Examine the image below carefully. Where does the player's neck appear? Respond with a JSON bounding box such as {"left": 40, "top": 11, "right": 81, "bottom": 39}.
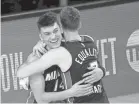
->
{"left": 46, "top": 46, "right": 51, "bottom": 51}
{"left": 46, "top": 45, "right": 55, "bottom": 51}
{"left": 64, "top": 31, "right": 81, "bottom": 42}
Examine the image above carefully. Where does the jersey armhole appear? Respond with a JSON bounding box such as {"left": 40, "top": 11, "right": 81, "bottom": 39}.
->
{"left": 80, "top": 35, "right": 94, "bottom": 42}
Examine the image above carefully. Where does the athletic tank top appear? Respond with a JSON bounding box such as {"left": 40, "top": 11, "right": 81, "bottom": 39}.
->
{"left": 61, "top": 35, "right": 109, "bottom": 103}
{"left": 34, "top": 66, "right": 65, "bottom": 103}
{"left": 43, "top": 65, "right": 65, "bottom": 92}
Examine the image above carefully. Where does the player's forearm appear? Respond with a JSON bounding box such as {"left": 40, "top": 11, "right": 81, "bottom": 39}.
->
{"left": 17, "top": 54, "right": 36, "bottom": 78}
{"left": 41, "top": 89, "right": 73, "bottom": 102}
{"left": 17, "top": 54, "right": 42, "bottom": 78}
{"left": 17, "top": 62, "right": 30, "bottom": 78}
{"left": 17, "top": 47, "right": 71, "bottom": 78}
{"left": 17, "top": 61, "right": 44, "bottom": 78}
{"left": 17, "top": 50, "right": 60, "bottom": 78}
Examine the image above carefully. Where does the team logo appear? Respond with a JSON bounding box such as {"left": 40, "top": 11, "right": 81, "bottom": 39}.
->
{"left": 126, "top": 30, "right": 139, "bottom": 72}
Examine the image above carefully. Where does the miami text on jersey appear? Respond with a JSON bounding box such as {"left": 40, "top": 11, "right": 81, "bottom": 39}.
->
{"left": 45, "top": 71, "right": 60, "bottom": 81}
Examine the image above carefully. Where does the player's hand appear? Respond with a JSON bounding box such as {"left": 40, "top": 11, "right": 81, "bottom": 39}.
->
{"left": 82, "top": 67, "right": 103, "bottom": 84}
{"left": 19, "top": 77, "right": 29, "bottom": 90}
{"left": 69, "top": 80, "right": 93, "bottom": 97}
{"left": 33, "top": 40, "right": 47, "bottom": 57}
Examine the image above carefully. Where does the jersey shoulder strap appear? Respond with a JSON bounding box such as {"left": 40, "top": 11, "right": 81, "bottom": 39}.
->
{"left": 80, "top": 35, "right": 94, "bottom": 42}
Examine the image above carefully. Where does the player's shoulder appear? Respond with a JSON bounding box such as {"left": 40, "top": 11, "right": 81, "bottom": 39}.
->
{"left": 80, "top": 35, "right": 94, "bottom": 42}
{"left": 54, "top": 47, "right": 71, "bottom": 59}
{"left": 44, "top": 46, "right": 70, "bottom": 58}
{"left": 52, "top": 46, "right": 70, "bottom": 55}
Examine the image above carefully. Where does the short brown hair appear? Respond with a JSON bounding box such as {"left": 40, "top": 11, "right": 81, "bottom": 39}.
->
{"left": 37, "top": 11, "right": 58, "bottom": 30}
{"left": 60, "top": 6, "right": 81, "bottom": 31}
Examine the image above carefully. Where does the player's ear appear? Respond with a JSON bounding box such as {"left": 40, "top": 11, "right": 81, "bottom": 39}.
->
{"left": 59, "top": 23, "right": 63, "bottom": 33}
{"left": 39, "top": 34, "right": 43, "bottom": 41}
{"left": 57, "top": 15, "right": 63, "bottom": 33}
{"left": 61, "top": 26, "right": 63, "bottom": 33}
{"left": 78, "top": 21, "right": 82, "bottom": 30}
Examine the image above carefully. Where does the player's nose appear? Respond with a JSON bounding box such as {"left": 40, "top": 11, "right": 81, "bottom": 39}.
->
{"left": 51, "top": 33, "right": 56, "bottom": 39}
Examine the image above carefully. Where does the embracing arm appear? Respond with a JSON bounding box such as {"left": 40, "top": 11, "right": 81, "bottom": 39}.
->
{"left": 30, "top": 73, "right": 93, "bottom": 103}
{"left": 17, "top": 53, "right": 72, "bottom": 102}
{"left": 17, "top": 53, "right": 39, "bottom": 78}
{"left": 17, "top": 47, "right": 72, "bottom": 78}
{"left": 29, "top": 74, "right": 73, "bottom": 103}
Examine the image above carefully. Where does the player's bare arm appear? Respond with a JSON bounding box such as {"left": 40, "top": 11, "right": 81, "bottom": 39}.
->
{"left": 18, "top": 52, "right": 93, "bottom": 103}
{"left": 80, "top": 35, "right": 105, "bottom": 83}
{"left": 17, "top": 46, "right": 72, "bottom": 78}
{"left": 30, "top": 73, "right": 93, "bottom": 103}
{"left": 33, "top": 38, "right": 104, "bottom": 84}
{"left": 17, "top": 53, "right": 40, "bottom": 80}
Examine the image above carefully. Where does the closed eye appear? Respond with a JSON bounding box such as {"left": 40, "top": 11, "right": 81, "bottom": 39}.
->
{"left": 43, "top": 32, "right": 51, "bottom": 36}
{"left": 53, "top": 28, "right": 58, "bottom": 34}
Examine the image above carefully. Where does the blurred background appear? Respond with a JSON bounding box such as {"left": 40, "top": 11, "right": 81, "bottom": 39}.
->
{"left": 1, "top": 0, "right": 104, "bottom": 15}
{"left": 2, "top": 0, "right": 138, "bottom": 15}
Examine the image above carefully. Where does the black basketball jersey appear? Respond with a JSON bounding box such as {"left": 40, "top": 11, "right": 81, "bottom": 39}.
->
{"left": 43, "top": 65, "right": 65, "bottom": 92}
{"left": 34, "top": 66, "right": 65, "bottom": 103}
{"left": 61, "top": 35, "right": 109, "bottom": 103}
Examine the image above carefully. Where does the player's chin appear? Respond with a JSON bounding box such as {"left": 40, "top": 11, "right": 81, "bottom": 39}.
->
{"left": 49, "top": 39, "right": 61, "bottom": 48}
{"left": 51, "top": 43, "right": 61, "bottom": 49}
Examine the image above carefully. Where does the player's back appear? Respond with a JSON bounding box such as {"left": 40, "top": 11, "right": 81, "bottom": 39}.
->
{"left": 62, "top": 35, "right": 108, "bottom": 103}
{"left": 63, "top": 40, "right": 97, "bottom": 83}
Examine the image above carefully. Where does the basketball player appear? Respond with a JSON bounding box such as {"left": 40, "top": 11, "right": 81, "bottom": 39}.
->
{"left": 17, "top": 11, "right": 95, "bottom": 103}
{"left": 33, "top": 6, "right": 109, "bottom": 103}
{"left": 59, "top": 6, "right": 109, "bottom": 103}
